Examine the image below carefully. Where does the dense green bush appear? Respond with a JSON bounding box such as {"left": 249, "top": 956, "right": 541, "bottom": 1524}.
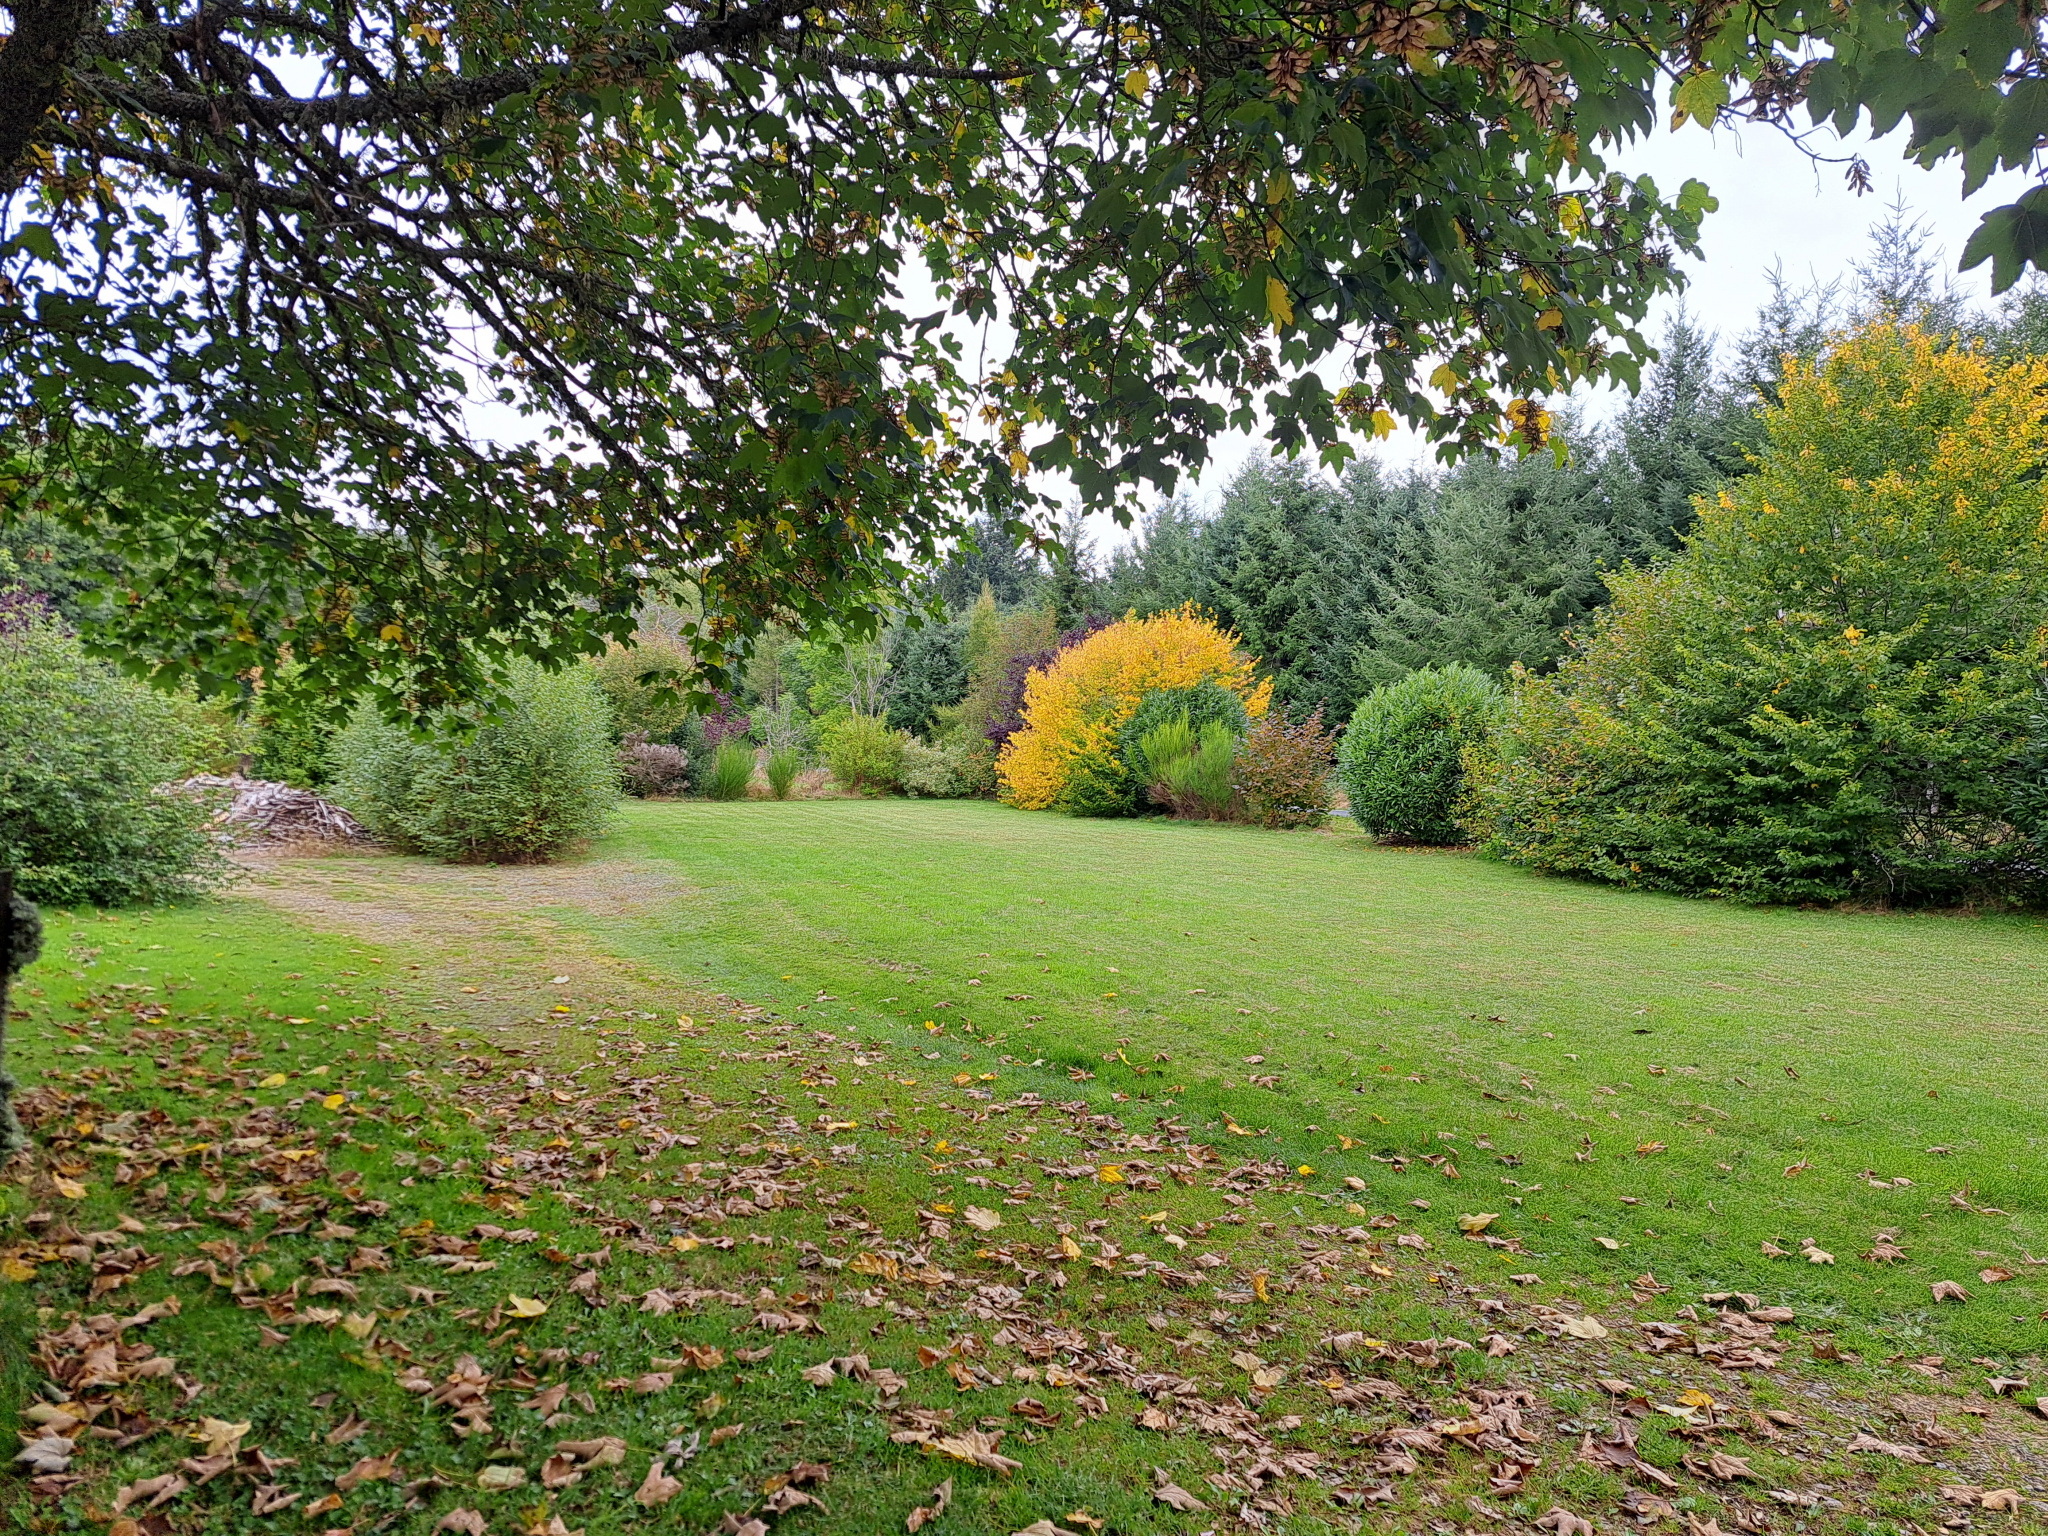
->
{"left": 0, "top": 621, "right": 226, "bottom": 904}
{"left": 821, "top": 714, "right": 906, "bottom": 793}
{"left": 250, "top": 661, "right": 339, "bottom": 787}
{"left": 1465, "top": 325, "right": 2048, "bottom": 904}
{"left": 589, "top": 638, "right": 693, "bottom": 743}
{"left": 901, "top": 736, "right": 992, "bottom": 798}
{"left": 329, "top": 659, "right": 618, "bottom": 862}
{"left": 1338, "top": 664, "right": 1502, "bottom": 843}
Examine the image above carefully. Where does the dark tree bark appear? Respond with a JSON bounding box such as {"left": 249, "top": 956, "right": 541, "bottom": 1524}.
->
{"left": 0, "top": 0, "right": 96, "bottom": 191}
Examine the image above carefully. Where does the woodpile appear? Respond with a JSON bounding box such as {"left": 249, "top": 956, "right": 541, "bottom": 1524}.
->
{"left": 174, "top": 774, "right": 370, "bottom": 848}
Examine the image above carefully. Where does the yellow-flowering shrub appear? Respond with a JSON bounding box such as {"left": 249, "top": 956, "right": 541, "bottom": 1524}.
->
{"left": 998, "top": 606, "right": 1271, "bottom": 811}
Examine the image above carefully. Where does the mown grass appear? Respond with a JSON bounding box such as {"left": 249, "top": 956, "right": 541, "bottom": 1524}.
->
{"left": 2, "top": 801, "right": 2044, "bottom": 1536}
{"left": 558, "top": 800, "right": 2048, "bottom": 1358}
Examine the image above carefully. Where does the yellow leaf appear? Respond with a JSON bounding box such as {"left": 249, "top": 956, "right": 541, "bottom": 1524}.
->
{"left": 1670, "top": 69, "right": 1730, "bottom": 131}
{"left": 507, "top": 1295, "right": 548, "bottom": 1318}
{"left": 1, "top": 1256, "right": 37, "bottom": 1282}
{"left": 257, "top": 1072, "right": 288, "bottom": 1088}
{"left": 670, "top": 1236, "right": 700, "bottom": 1253}
{"left": 379, "top": 622, "right": 404, "bottom": 642}
{"left": 1059, "top": 1234, "right": 1084, "bottom": 1260}
{"left": 1251, "top": 1272, "right": 1271, "bottom": 1303}
{"left": 1558, "top": 195, "right": 1585, "bottom": 235}
{"left": 322, "top": 1093, "right": 346, "bottom": 1110}
{"left": 1141, "top": 1210, "right": 1171, "bottom": 1224}
{"left": 1429, "top": 362, "right": 1460, "bottom": 391}
{"left": 1368, "top": 409, "right": 1397, "bottom": 440}
{"left": 1537, "top": 308, "right": 1563, "bottom": 330}
{"left": 1097, "top": 1164, "right": 1125, "bottom": 1184}
{"left": 1677, "top": 1388, "right": 1716, "bottom": 1409}
{"left": 1265, "top": 275, "right": 1294, "bottom": 331}
{"left": 1124, "top": 66, "right": 1149, "bottom": 99}
{"left": 1008, "top": 450, "right": 1030, "bottom": 477}
{"left": 1458, "top": 1212, "right": 1500, "bottom": 1234}
{"left": 53, "top": 1177, "right": 86, "bottom": 1200}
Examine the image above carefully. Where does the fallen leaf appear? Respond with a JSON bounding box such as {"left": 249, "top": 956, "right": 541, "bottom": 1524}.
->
{"left": 507, "top": 1295, "right": 548, "bottom": 1318}
{"left": 1979, "top": 1267, "right": 2014, "bottom": 1284}
{"left": 1537, "top": 1508, "right": 1595, "bottom": 1536}
{"left": 1931, "top": 1280, "right": 1970, "bottom": 1303}
{"left": 111, "top": 1473, "right": 188, "bottom": 1514}
{"left": 336, "top": 1452, "right": 399, "bottom": 1491}
{"left": 1151, "top": 1467, "right": 1208, "bottom": 1512}
{"left": 1458, "top": 1213, "right": 1499, "bottom": 1234}
{"left": 477, "top": 1463, "right": 527, "bottom": 1491}
{"left": 434, "top": 1512, "right": 487, "bottom": 1535}
{"left": 1847, "top": 1432, "right": 1928, "bottom": 1462}
{"left": 1561, "top": 1315, "right": 1609, "bottom": 1340}
{"left": 635, "top": 1458, "right": 682, "bottom": 1507}
{"left": 907, "top": 1477, "right": 953, "bottom": 1532}
{"left": 1981, "top": 1490, "right": 2023, "bottom": 1512}
{"left": 962, "top": 1206, "right": 1001, "bottom": 1232}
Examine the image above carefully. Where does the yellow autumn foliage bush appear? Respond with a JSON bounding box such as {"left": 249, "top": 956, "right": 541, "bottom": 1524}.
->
{"left": 997, "top": 606, "right": 1271, "bottom": 811}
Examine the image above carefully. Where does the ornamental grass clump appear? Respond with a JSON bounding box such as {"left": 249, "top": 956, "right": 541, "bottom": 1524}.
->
{"left": 997, "top": 606, "right": 1269, "bottom": 813}
{"left": 766, "top": 748, "right": 802, "bottom": 800}
{"left": 1142, "top": 717, "right": 1239, "bottom": 819}
{"left": 706, "top": 740, "right": 756, "bottom": 801}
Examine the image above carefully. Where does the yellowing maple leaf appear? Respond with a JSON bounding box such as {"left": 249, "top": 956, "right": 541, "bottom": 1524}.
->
{"left": 507, "top": 1296, "right": 548, "bottom": 1318}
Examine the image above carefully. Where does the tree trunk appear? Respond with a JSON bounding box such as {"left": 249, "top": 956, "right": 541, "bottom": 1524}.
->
{"left": 0, "top": 0, "right": 94, "bottom": 192}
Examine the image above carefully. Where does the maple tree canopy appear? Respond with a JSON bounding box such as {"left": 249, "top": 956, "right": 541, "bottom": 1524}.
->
{"left": 1, "top": 0, "right": 2042, "bottom": 705}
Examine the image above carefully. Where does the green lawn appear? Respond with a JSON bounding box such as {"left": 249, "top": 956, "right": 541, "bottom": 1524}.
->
{"left": 5, "top": 799, "right": 2045, "bottom": 1536}
{"left": 554, "top": 800, "right": 2048, "bottom": 1357}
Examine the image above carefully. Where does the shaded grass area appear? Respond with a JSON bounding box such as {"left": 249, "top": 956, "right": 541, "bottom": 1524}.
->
{"left": 0, "top": 808, "right": 2043, "bottom": 1536}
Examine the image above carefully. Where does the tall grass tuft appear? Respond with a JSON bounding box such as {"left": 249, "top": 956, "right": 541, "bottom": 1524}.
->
{"left": 766, "top": 748, "right": 801, "bottom": 800}
{"left": 707, "top": 740, "right": 756, "bottom": 801}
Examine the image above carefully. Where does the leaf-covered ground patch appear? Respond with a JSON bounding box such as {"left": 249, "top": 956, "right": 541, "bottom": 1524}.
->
{"left": 4, "top": 860, "right": 2045, "bottom": 1536}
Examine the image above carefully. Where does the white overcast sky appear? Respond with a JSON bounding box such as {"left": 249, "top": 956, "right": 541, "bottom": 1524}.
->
{"left": 1092, "top": 111, "right": 2041, "bottom": 555}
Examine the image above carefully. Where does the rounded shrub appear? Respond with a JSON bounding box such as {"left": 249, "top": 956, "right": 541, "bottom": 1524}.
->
{"left": 329, "top": 658, "right": 618, "bottom": 862}
{"left": 821, "top": 714, "right": 906, "bottom": 794}
{"left": 998, "top": 605, "right": 1269, "bottom": 813}
{"left": 0, "top": 619, "right": 227, "bottom": 905}
{"left": 1338, "top": 663, "right": 1502, "bottom": 843}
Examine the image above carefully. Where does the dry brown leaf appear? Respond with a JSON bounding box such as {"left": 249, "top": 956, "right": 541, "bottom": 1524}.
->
{"left": 906, "top": 1475, "right": 953, "bottom": 1532}
{"left": 1847, "top": 1432, "right": 1928, "bottom": 1462}
{"left": 335, "top": 1451, "right": 399, "bottom": 1491}
{"left": 1931, "top": 1280, "right": 1970, "bottom": 1303}
{"left": 111, "top": 1473, "right": 188, "bottom": 1514}
{"left": 433, "top": 1511, "right": 487, "bottom": 1535}
{"left": 1560, "top": 1315, "right": 1609, "bottom": 1340}
{"left": 634, "top": 1457, "right": 682, "bottom": 1507}
{"left": 1151, "top": 1467, "right": 1208, "bottom": 1512}
{"left": 1536, "top": 1508, "right": 1595, "bottom": 1536}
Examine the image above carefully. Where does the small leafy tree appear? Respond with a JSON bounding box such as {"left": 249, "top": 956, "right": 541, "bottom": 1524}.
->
{"left": 0, "top": 619, "right": 226, "bottom": 904}
{"left": 1466, "top": 324, "right": 2048, "bottom": 903}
